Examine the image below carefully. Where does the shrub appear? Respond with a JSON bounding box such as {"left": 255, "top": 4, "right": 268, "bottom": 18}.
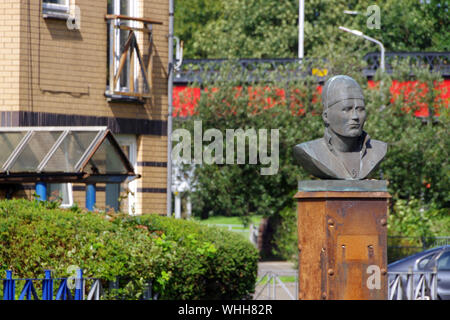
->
{"left": 128, "top": 214, "right": 259, "bottom": 300}
{"left": 0, "top": 199, "right": 258, "bottom": 300}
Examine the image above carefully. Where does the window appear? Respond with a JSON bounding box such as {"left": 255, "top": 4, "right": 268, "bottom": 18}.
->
{"left": 107, "top": 0, "right": 137, "bottom": 93}
{"left": 105, "top": 134, "right": 137, "bottom": 214}
{"left": 416, "top": 253, "right": 437, "bottom": 270}
{"left": 43, "top": 0, "right": 70, "bottom": 18}
{"left": 47, "top": 183, "right": 73, "bottom": 208}
{"left": 106, "top": 0, "right": 157, "bottom": 101}
{"left": 437, "top": 251, "right": 450, "bottom": 271}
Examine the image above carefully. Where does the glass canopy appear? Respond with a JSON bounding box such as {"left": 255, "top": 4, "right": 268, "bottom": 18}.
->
{"left": 0, "top": 127, "right": 137, "bottom": 183}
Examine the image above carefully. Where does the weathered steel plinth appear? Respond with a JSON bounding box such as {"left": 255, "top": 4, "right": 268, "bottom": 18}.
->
{"left": 295, "top": 180, "right": 390, "bottom": 300}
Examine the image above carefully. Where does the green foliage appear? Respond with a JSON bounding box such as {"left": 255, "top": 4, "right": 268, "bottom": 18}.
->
{"left": 365, "top": 62, "right": 449, "bottom": 208}
{"left": 0, "top": 199, "right": 258, "bottom": 300}
{"left": 129, "top": 214, "right": 259, "bottom": 300}
{"left": 175, "top": 0, "right": 449, "bottom": 59}
{"left": 191, "top": 0, "right": 298, "bottom": 58}
{"left": 387, "top": 197, "right": 449, "bottom": 262}
{"left": 271, "top": 207, "right": 298, "bottom": 261}
{"left": 388, "top": 198, "right": 449, "bottom": 238}
{"left": 174, "top": 0, "right": 224, "bottom": 59}
{"left": 178, "top": 61, "right": 328, "bottom": 224}
{"left": 364, "top": 0, "right": 449, "bottom": 52}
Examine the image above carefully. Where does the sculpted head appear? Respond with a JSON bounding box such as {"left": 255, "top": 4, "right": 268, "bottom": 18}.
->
{"left": 322, "top": 75, "right": 366, "bottom": 138}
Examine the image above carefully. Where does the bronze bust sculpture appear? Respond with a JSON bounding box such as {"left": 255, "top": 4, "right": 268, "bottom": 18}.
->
{"left": 293, "top": 75, "right": 387, "bottom": 180}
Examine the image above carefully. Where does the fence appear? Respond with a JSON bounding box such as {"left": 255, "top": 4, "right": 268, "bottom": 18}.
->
{"left": 388, "top": 270, "right": 438, "bottom": 300}
{"left": 388, "top": 236, "right": 450, "bottom": 263}
{"left": 254, "top": 270, "right": 440, "bottom": 300}
{"left": 253, "top": 271, "right": 298, "bottom": 300}
{"left": 1, "top": 269, "right": 102, "bottom": 300}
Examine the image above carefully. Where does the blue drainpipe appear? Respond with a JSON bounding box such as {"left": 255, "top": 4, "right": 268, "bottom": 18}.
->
{"left": 85, "top": 183, "right": 96, "bottom": 211}
{"left": 35, "top": 182, "right": 47, "bottom": 201}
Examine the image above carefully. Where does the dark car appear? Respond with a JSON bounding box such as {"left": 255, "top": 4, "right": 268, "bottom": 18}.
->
{"left": 388, "top": 245, "right": 450, "bottom": 300}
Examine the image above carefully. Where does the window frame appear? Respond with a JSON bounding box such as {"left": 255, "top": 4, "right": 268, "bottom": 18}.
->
{"left": 42, "top": 0, "right": 70, "bottom": 17}
{"left": 107, "top": 0, "right": 139, "bottom": 95}
{"left": 415, "top": 252, "right": 438, "bottom": 271}
{"left": 47, "top": 182, "right": 74, "bottom": 209}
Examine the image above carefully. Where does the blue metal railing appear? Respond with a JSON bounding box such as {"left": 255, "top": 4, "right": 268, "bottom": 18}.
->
{"left": 2, "top": 269, "right": 100, "bottom": 300}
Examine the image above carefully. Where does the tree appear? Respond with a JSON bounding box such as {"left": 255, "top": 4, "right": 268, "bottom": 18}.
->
{"left": 174, "top": 0, "right": 224, "bottom": 58}
{"left": 175, "top": 0, "right": 449, "bottom": 59}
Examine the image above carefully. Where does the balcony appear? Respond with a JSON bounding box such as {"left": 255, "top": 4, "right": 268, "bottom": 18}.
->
{"left": 105, "top": 14, "right": 162, "bottom": 102}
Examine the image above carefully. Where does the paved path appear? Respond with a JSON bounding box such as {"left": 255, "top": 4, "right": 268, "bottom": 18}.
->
{"left": 257, "top": 261, "right": 296, "bottom": 277}
{"left": 253, "top": 261, "right": 298, "bottom": 300}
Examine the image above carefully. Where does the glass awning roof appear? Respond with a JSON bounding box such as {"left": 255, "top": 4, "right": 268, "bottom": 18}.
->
{"left": 0, "top": 127, "right": 138, "bottom": 184}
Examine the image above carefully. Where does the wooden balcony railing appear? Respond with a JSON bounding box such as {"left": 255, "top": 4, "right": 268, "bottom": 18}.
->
{"left": 105, "top": 14, "right": 163, "bottom": 100}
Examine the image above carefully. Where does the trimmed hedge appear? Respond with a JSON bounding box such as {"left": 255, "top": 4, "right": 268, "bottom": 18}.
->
{"left": 129, "top": 214, "right": 259, "bottom": 299}
{"left": 0, "top": 199, "right": 258, "bottom": 300}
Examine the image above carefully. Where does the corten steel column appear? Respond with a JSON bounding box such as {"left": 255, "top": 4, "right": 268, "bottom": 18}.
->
{"left": 295, "top": 180, "right": 390, "bottom": 300}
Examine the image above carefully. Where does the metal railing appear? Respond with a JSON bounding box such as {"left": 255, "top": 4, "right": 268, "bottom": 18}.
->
{"left": 364, "top": 52, "right": 450, "bottom": 77}
{"left": 253, "top": 269, "right": 440, "bottom": 300}
{"left": 1, "top": 269, "right": 159, "bottom": 301}
{"left": 388, "top": 269, "right": 438, "bottom": 300}
{"left": 173, "top": 52, "right": 450, "bottom": 84}
{"left": 253, "top": 271, "right": 298, "bottom": 300}
{"left": 1, "top": 269, "right": 101, "bottom": 300}
{"left": 388, "top": 236, "right": 450, "bottom": 263}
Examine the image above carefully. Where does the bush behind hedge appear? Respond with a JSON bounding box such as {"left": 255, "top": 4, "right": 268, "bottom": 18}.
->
{"left": 0, "top": 199, "right": 258, "bottom": 300}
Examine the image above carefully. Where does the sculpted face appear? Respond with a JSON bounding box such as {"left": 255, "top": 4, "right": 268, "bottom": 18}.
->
{"left": 322, "top": 75, "right": 366, "bottom": 138}
{"left": 325, "top": 98, "right": 366, "bottom": 138}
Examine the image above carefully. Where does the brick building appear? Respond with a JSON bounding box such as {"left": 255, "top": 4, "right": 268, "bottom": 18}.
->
{"left": 0, "top": 0, "right": 169, "bottom": 215}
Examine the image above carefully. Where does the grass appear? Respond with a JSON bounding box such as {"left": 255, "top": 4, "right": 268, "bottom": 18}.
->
{"left": 257, "top": 275, "right": 297, "bottom": 285}
{"left": 191, "top": 215, "right": 264, "bottom": 241}
{"left": 193, "top": 215, "right": 263, "bottom": 226}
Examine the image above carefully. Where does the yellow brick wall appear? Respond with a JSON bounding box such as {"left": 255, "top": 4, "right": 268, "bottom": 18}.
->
{"left": 135, "top": 134, "right": 167, "bottom": 215}
{"left": 0, "top": 1, "right": 21, "bottom": 111}
{"left": 135, "top": 192, "right": 166, "bottom": 215}
{"left": 137, "top": 133, "right": 167, "bottom": 162}
{"left": 18, "top": 0, "right": 168, "bottom": 121}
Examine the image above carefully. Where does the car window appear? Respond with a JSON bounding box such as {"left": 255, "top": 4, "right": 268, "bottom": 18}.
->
{"left": 416, "top": 253, "right": 437, "bottom": 270}
{"left": 437, "top": 251, "right": 450, "bottom": 271}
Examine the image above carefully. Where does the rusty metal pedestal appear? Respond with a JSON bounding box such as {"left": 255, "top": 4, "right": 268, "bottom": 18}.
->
{"left": 295, "top": 180, "right": 390, "bottom": 300}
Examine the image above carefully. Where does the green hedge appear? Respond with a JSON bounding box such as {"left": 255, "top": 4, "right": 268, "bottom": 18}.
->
{"left": 0, "top": 199, "right": 258, "bottom": 300}
{"left": 126, "top": 214, "right": 259, "bottom": 299}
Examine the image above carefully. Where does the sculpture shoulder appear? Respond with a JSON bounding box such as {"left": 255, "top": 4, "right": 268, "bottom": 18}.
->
{"left": 359, "top": 138, "right": 388, "bottom": 179}
{"left": 367, "top": 139, "right": 388, "bottom": 159}
{"left": 293, "top": 138, "right": 338, "bottom": 179}
{"left": 293, "top": 138, "right": 326, "bottom": 160}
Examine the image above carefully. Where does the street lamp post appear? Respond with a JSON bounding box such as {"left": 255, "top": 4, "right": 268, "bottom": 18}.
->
{"left": 339, "top": 26, "right": 386, "bottom": 109}
{"left": 298, "top": 0, "right": 304, "bottom": 60}
{"left": 338, "top": 26, "right": 385, "bottom": 72}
